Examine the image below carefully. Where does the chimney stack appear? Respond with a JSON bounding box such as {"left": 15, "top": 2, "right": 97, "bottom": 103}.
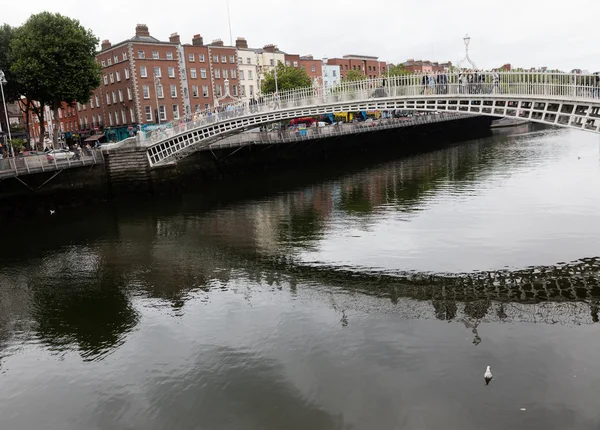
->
{"left": 101, "top": 40, "right": 112, "bottom": 51}
{"left": 169, "top": 33, "right": 180, "bottom": 44}
{"left": 135, "top": 24, "right": 150, "bottom": 37}
{"left": 235, "top": 37, "right": 248, "bottom": 49}
{"left": 210, "top": 39, "right": 224, "bottom": 47}
{"left": 192, "top": 34, "right": 204, "bottom": 46}
{"left": 263, "top": 44, "right": 277, "bottom": 53}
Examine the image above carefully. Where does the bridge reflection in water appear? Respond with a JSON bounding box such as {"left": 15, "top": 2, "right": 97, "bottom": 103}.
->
{"left": 0, "top": 125, "right": 598, "bottom": 363}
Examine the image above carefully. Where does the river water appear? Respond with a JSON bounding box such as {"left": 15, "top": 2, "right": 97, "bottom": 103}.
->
{"left": 1, "top": 125, "right": 600, "bottom": 430}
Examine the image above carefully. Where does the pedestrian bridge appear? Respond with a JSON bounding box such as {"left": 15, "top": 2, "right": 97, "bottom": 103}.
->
{"left": 135, "top": 71, "right": 600, "bottom": 168}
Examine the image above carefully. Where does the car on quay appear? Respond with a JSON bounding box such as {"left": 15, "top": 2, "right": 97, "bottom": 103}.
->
{"left": 46, "top": 149, "right": 75, "bottom": 162}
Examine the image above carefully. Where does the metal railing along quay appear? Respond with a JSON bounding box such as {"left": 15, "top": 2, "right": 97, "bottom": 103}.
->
{"left": 0, "top": 149, "right": 104, "bottom": 180}
{"left": 207, "top": 113, "right": 471, "bottom": 151}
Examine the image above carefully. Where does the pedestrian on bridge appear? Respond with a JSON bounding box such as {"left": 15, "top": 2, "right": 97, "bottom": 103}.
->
{"left": 489, "top": 71, "right": 502, "bottom": 94}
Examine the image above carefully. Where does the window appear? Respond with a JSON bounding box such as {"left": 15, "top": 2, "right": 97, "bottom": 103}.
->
{"left": 159, "top": 105, "right": 166, "bottom": 121}
{"left": 248, "top": 70, "right": 253, "bottom": 80}
{"left": 221, "top": 55, "right": 226, "bottom": 63}
{"left": 121, "top": 110, "right": 127, "bottom": 123}
{"left": 223, "top": 69, "right": 228, "bottom": 79}
{"left": 77, "top": 102, "right": 81, "bottom": 111}
{"left": 249, "top": 85, "right": 254, "bottom": 96}
{"left": 112, "top": 91, "right": 117, "bottom": 104}
{"left": 97, "top": 114, "right": 102, "bottom": 125}
{"left": 168, "top": 66, "right": 175, "bottom": 78}
{"left": 199, "top": 54, "right": 205, "bottom": 62}
{"left": 103, "top": 74, "right": 108, "bottom": 85}
{"left": 130, "top": 107, "right": 135, "bottom": 122}
{"left": 58, "top": 109, "right": 63, "bottom": 119}
{"left": 215, "top": 69, "right": 220, "bottom": 78}
{"left": 122, "top": 52, "right": 127, "bottom": 61}
{"left": 106, "top": 93, "right": 111, "bottom": 104}
{"left": 333, "top": 70, "right": 337, "bottom": 77}
{"left": 95, "top": 95, "right": 100, "bottom": 106}
{"left": 156, "top": 85, "right": 164, "bottom": 98}
{"left": 109, "top": 72, "right": 114, "bottom": 83}
{"left": 109, "top": 111, "right": 113, "bottom": 126}
{"left": 152, "top": 51, "right": 159, "bottom": 59}
{"left": 247, "top": 57, "right": 251, "bottom": 64}
{"left": 166, "top": 52, "right": 173, "bottom": 60}
{"left": 154, "top": 66, "right": 161, "bottom": 78}
{"left": 142, "top": 85, "right": 150, "bottom": 99}
{"left": 188, "top": 53, "right": 195, "bottom": 62}
{"left": 125, "top": 68, "right": 130, "bottom": 79}
{"left": 118, "top": 89, "right": 123, "bottom": 102}
{"left": 192, "top": 85, "right": 199, "bottom": 97}
{"left": 101, "top": 60, "right": 106, "bottom": 67}
{"left": 114, "top": 55, "right": 118, "bottom": 64}
{"left": 200, "top": 69, "right": 207, "bottom": 79}
{"left": 170, "top": 84, "right": 177, "bottom": 97}
{"left": 238, "top": 57, "right": 242, "bottom": 64}
{"left": 107, "top": 58, "right": 112, "bottom": 66}
{"left": 145, "top": 106, "right": 152, "bottom": 121}
{"left": 239, "top": 70, "right": 245, "bottom": 80}
{"left": 194, "top": 104, "right": 200, "bottom": 112}
{"left": 241, "top": 85, "right": 245, "bottom": 96}
{"left": 190, "top": 68, "right": 197, "bottom": 78}
{"left": 232, "top": 85, "right": 238, "bottom": 96}
{"left": 216, "top": 85, "right": 222, "bottom": 97}
{"left": 127, "top": 87, "right": 132, "bottom": 100}
{"left": 172, "top": 104, "right": 179, "bottom": 120}
{"left": 204, "top": 103, "right": 210, "bottom": 110}
{"left": 140, "top": 66, "right": 147, "bottom": 77}
{"left": 202, "top": 85, "right": 209, "bottom": 97}
{"left": 138, "top": 50, "right": 145, "bottom": 59}
{"left": 312, "top": 66, "right": 316, "bottom": 72}
{"left": 229, "top": 55, "right": 235, "bottom": 63}
{"left": 90, "top": 98, "right": 95, "bottom": 109}
{"left": 213, "top": 55, "right": 219, "bottom": 63}
{"left": 293, "top": 61, "right": 298, "bottom": 67}
{"left": 116, "top": 70, "right": 121, "bottom": 82}
{"left": 285, "top": 60, "right": 290, "bottom": 66}
{"left": 345, "top": 65, "right": 348, "bottom": 70}
{"left": 231, "top": 69, "right": 236, "bottom": 79}
{"left": 270, "top": 59, "right": 274, "bottom": 66}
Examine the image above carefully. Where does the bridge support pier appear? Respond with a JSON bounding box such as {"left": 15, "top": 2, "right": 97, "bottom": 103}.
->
{"left": 103, "top": 146, "right": 153, "bottom": 194}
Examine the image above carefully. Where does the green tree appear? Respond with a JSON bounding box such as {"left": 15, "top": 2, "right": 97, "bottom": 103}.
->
{"left": 261, "top": 61, "right": 312, "bottom": 94}
{"left": 343, "top": 69, "right": 365, "bottom": 81}
{"left": 10, "top": 12, "right": 101, "bottom": 147}
{"left": 387, "top": 64, "right": 411, "bottom": 77}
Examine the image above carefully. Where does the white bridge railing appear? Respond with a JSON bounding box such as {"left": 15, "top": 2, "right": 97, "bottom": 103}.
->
{"left": 140, "top": 71, "right": 600, "bottom": 145}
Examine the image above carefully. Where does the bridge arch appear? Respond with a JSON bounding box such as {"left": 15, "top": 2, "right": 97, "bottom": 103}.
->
{"left": 140, "top": 72, "right": 600, "bottom": 167}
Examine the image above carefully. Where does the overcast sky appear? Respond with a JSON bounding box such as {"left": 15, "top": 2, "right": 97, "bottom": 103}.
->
{"left": 3, "top": 0, "right": 600, "bottom": 72}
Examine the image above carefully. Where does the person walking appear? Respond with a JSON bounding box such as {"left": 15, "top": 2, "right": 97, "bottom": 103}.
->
{"left": 489, "top": 71, "right": 502, "bottom": 94}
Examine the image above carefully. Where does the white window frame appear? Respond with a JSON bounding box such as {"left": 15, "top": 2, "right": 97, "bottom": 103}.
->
{"left": 145, "top": 106, "right": 152, "bottom": 121}
{"left": 116, "top": 70, "right": 121, "bottom": 82}
{"left": 192, "top": 85, "right": 199, "bottom": 97}
{"left": 159, "top": 105, "right": 166, "bottom": 121}
{"left": 154, "top": 66, "right": 162, "bottom": 78}
{"left": 152, "top": 51, "right": 159, "bottom": 59}
{"left": 140, "top": 66, "right": 147, "bottom": 78}
{"left": 138, "top": 50, "right": 145, "bottom": 59}
{"left": 200, "top": 69, "right": 207, "bottom": 79}
{"left": 156, "top": 85, "right": 164, "bottom": 99}
{"left": 166, "top": 52, "right": 173, "bottom": 60}
{"left": 168, "top": 67, "right": 175, "bottom": 78}
{"left": 190, "top": 68, "right": 197, "bottom": 78}
{"left": 215, "top": 69, "right": 220, "bottom": 78}
{"left": 188, "top": 53, "right": 195, "bottom": 62}
{"left": 127, "top": 87, "right": 132, "bottom": 100}
{"left": 199, "top": 54, "right": 205, "bottom": 62}
{"left": 142, "top": 85, "right": 150, "bottom": 99}
{"left": 172, "top": 104, "right": 179, "bottom": 120}
{"left": 118, "top": 89, "right": 123, "bottom": 102}
{"left": 202, "top": 85, "right": 209, "bottom": 97}
{"left": 170, "top": 84, "right": 177, "bottom": 98}
{"left": 125, "top": 68, "right": 130, "bottom": 79}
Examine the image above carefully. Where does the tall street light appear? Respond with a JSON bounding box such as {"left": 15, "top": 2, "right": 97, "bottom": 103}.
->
{"left": 273, "top": 52, "right": 279, "bottom": 94}
{"left": 154, "top": 76, "right": 162, "bottom": 125}
{"left": 0, "top": 70, "right": 13, "bottom": 155}
{"left": 226, "top": 0, "right": 233, "bottom": 47}
{"left": 458, "top": 34, "right": 476, "bottom": 70}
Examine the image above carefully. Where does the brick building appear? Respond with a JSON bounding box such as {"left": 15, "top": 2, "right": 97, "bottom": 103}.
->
{"left": 327, "top": 55, "right": 386, "bottom": 79}
{"left": 402, "top": 59, "right": 453, "bottom": 74}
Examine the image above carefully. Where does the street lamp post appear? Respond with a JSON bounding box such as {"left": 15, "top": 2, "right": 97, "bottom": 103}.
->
{"left": 458, "top": 34, "right": 477, "bottom": 70}
{"left": 0, "top": 70, "right": 13, "bottom": 156}
{"left": 273, "top": 52, "right": 279, "bottom": 94}
{"left": 154, "top": 76, "right": 162, "bottom": 125}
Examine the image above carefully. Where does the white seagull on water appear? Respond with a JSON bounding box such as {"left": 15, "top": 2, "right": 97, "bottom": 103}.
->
{"left": 484, "top": 366, "right": 493, "bottom": 386}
